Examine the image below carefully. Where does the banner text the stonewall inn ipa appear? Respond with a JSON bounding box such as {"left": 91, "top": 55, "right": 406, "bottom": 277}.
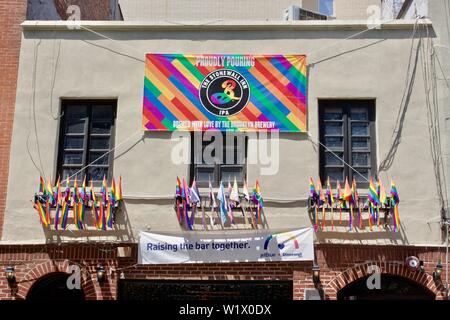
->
{"left": 142, "top": 54, "right": 307, "bottom": 132}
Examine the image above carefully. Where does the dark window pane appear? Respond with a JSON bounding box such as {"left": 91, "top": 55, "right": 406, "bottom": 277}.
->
{"left": 324, "top": 168, "right": 344, "bottom": 184}
{"left": 89, "top": 152, "right": 109, "bottom": 165}
{"left": 324, "top": 123, "right": 342, "bottom": 135}
{"left": 65, "top": 105, "right": 87, "bottom": 119}
{"left": 90, "top": 137, "right": 110, "bottom": 150}
{"left": 323, "top": 108, "right": 343, "bottom": 120}
{"left": 354, "top": 169, "right": 370, "bottom": 182}
{"left": 352, "top": 153, "right": 370, "bottom": 166}
{"left": 92, "top": 105, "right": 113, "bottom": 120}
{"left": 324, "top": 137, "right": 343, "bottom": 149}
{"left": 66, "top": 120, "right": 85, "bottom": 134}
{"left": 220, "top": 166, "right": 244, "bottom": 183}
{"left": 63, "top": 152, "right": 83, "bottom": 165}
{"left": 351, "top": 108, "right": 368, "bottom": 121}
{"left": 352, "top": 138, "right": 370, "bottom": 150}
{"left": 325, "top": 152, "right": 344, "bottom": 166}
{"left": 195, "top": 167, "right": 215, "bottom": 183}
{"left": 64, "top": 136, "right": 84, "bottom": 149}
{"left": 351, "top": 123, "right": 369, "bottom": 136}
{"left": 88, "top": 166, "right": 108, "bottom": 181}
{"left": 62, "top": 168, "right": 83, "bottom": 181}
{"left": 91, "top": 121, "right": 112, "bottom": 134}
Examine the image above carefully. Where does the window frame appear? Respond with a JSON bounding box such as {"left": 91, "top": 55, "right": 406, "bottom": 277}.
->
{"left": 190, "top": 132, "right": 248, "bottom": 188}
{"left": 56, "top": 100, "right": 117, "bottom": 186}
{"left": 318, "top": 100, "right": 376, "bottom": 188}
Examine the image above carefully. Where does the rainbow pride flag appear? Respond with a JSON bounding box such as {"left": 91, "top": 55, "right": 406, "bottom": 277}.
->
{"left": 116, "top": 176, "right": 123, "bottom": 201}
{"left": 34, "top": 201, "right": 49, "bottom": 227}
{"left": 60, "top": 201, "right": 69, "bottom": 230}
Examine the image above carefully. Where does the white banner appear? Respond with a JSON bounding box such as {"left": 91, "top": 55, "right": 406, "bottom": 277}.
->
{"left": 138, "top": 228, "right": 314, "bottom": 264}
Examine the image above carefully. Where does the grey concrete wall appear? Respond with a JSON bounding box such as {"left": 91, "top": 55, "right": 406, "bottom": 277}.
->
{"left": 429, "top": 0, "right": 450, "bottom": 223}
{"left": 333, "top": 0, "right": 381, "bottom": 20}
{"left": 2, "top": 19, "right": 446, "bottom": 246}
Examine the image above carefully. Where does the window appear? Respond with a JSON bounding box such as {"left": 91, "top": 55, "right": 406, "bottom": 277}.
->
{"left": 57, "top": 100, "right": 116, "bottom": 184}
{"left": 191, "top": 132, "right": 247, "bottom": 187}
{"left": 319, "top": 100, "right": 376, "bottom": 187}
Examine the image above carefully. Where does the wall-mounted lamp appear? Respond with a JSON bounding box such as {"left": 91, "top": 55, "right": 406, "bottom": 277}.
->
{"left": 434, "top": 260, "right": 443, "bottom": 280}
{"left": 96, "top": 265, "right": 106, "bottom": 284}
{"left": 419, "top": 261, "right": 425, "bottom": 273}
{"left": 312, "top": 262, "right": 320, "bottom": 284}
{"left": 5, "top": 266, "right": 15, "bottom": 284}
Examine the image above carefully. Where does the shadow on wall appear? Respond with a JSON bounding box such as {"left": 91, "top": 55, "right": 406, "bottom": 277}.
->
{"left": 378, "top": 34, "right": 422, "bottom": 173}
{"left": 309, "top": 208, "right": 409, "bottom": 244}
{"left": 42, "top": 201, "right": 135, "bottom": 244}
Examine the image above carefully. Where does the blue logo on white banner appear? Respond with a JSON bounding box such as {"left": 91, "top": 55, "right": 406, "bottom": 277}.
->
{"left": 138, "top": 228, "right": 314, "bottom": 264}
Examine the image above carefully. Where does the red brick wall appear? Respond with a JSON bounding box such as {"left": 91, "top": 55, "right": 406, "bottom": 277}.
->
{"left": 0, "top": 0, "right": 27, "bottom": 239}
{"left": 0, "top": 243, "right": 448, "bottom": 300}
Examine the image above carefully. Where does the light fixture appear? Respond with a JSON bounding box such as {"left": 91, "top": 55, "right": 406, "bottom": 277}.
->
{"left": 5, "top": 266, "right": 15, "bottom": 284}
{"left": 96, "top": 265, "right": 106, "bottom": 283}
{"left": 312, "top": 262, "right": 320, "bottom": 284}
{"left": 434, "top": 260, "right": 443, "bottom": 280}
{"left": 419, "top": 260, "right": 425, "bottom": 272}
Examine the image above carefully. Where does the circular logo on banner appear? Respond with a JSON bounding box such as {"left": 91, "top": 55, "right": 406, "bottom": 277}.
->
{"left": 199, "top": 69, "right": 250, "bottom": 117}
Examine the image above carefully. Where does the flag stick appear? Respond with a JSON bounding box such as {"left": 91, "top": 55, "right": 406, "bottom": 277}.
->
{"left": 215, "top": 205, "right": 224, "bottom": 230}
{"left": 368, "top": 206, "right": 373, "bottom": 231}
{"left": 248, "top": 201, "right": 257, "bottom": 229}
{"left": 190, "top": 203, "right": 197, "bottom": 228}
{"left": 313, "top": 205, "right": 318, "bottom": 232}
{"left": 175, "top": 198, "right": 181, "bottom": 224}
{"left": 183, "top": 199, "right": 190, "bottom": 230}
{"left": 349, "top": 206, "right": 353, "bottom": 231}
{"left": 321, "top": 206, "right": 326, "bottom": 231}
{"left": 260, "top": 205, "right": 269, "bottom": 229}
{"left": 240, "top": 200, "right": 249, "bottom": 225}
{"left": 377, "top": 207, "right": 381, "bottom": 229}
{"left": 358, "top": 206, "right": 363, "bottom": 229}
{"left": 201, "top": 201, "right": 206, "bottom": 231}
{"left": 239, "top": 200, "right": 248, "bottom": 225}
{"left": 331, "top": 206, "right": 334, "bottom": 231}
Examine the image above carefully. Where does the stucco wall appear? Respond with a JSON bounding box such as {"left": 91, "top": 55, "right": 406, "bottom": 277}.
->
{"left": 333, "top": 0, "right": 381, "bottom": 20}
{"left": 2, "top": 19, "right": 445, "bottom": 246}
{"left": 429, "top": 1, "right": 450, "bottom": 222}
{"left": 118, "top": 0, "right": 319, "bottom": 21}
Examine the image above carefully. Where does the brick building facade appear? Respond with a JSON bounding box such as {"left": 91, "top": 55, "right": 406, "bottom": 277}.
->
{"left": 0, "top": 0, "right": 27, "bottom": 239}
{"left": 0, "top": 243, "right": 448, "bottom": 300}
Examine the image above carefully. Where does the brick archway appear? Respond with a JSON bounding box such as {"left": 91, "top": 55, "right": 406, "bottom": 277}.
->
{"left": 16, "top": 260, "right": 96, "bottom": 300}
{"left": 324, "top": 262, "right": 446, "bottom": 300}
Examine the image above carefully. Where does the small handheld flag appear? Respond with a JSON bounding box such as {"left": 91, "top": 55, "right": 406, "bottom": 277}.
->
{"left": 390, "top": 179, "right": 400, "bottom": 232}
{"left": 243, "top": 180, "right": 250, "bottom": 202}
{"left": 39, "top": 176, "right": 46, "bottom": 194}
{"left": 209, "top": 180, "right": 217, "bottom": 208}
{"left": 190, "top": 179, "right": 201, "bottom": 204}
{"left": 175, "top": 176, "right": 182, "bottom": 198}
{"left": 309, "top": 177, "right": 317, "bottom": 202}
{"left": 217, "top": 181, "right": 228, "bottom": 224}
{"left": 230, "top": 177, "right": 240, "bottom": 204}
{"left": 116, "top": 176, "right": 123, "bottom": 201}
{"left": 101, "top": 176, "right": 108, "bottom": 205}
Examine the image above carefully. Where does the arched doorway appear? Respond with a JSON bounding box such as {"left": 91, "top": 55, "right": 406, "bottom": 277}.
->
{"left": 27, "top": 272, "right": 85, "bottom": 301}
{"left": 338, "top": 275, "right": 435, "bottom": 300}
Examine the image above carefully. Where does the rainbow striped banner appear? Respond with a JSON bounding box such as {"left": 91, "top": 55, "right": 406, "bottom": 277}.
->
{"left": 143, "top": 54, "right": 307, "bottom": 132}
